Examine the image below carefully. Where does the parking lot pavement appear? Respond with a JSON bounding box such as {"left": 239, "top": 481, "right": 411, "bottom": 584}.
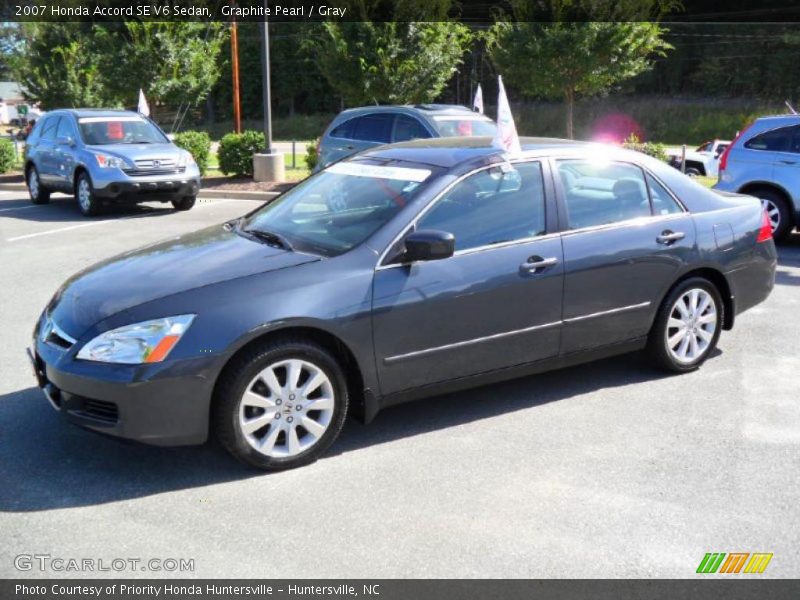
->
{"left": 1, "top": 190, "right": 799, "bottom": 578}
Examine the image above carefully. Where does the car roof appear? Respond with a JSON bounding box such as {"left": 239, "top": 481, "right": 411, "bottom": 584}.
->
{"left": 335, "top": 104, "right": 488, "bottom": 119}
{"left": 359, "top": 136, "right": 587, "bottom": 168}
{"left": 48, "top": 109, "right": 143, "bottom": 119}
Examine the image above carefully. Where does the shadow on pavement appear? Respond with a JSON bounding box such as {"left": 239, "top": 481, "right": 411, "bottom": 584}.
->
{"left": 0, "top": 195, "right": 174, "bottom": 224}
{"left": 0, "top": 351, "right": 682, "bottom": 512}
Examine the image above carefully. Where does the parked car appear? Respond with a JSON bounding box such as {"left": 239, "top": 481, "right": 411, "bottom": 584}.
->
{"left": 667, "top": 139, "right": 730, "bottom": 178}
{"left": 24, "top": 109, "right": 200, "bottom": 216}
{"left": 714, "top": 114, "right": 800, "bottom": 240}
{"left": 29, "top": 137, "right": 776, "bottom": 470}
{"left": 315, "top": 104, "right": 497, "bottom": 170}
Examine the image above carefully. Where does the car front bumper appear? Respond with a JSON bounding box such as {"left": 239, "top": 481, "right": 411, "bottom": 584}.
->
{"left": 92, "top": 177, "right": 200, "bottom": 202}
{"left": 28, "top": 331, "right": 219, "bottom": 446}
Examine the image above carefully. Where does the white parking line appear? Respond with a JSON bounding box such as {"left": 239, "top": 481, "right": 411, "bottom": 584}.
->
{"left": 0, "top": 204, "right": 41, "bottom": 213}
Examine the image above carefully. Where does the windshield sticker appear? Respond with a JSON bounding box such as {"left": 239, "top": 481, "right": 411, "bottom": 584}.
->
{"left": 78, "top": 116, "right": 146, "bottom": 123}
{"left": 327, "top": 162, "right": 432, "bottom": 182}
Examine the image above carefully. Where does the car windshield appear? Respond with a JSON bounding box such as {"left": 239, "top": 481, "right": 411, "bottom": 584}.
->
{"left": 241, "top": 161, "right": 436, "bottom": 257}
{"left": 431, "top": 116, "right": 497, "bottom": 137}
{"left": 78, "top": 116, "right": 168, "bottom": 145}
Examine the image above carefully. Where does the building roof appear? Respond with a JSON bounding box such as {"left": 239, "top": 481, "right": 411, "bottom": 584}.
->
{"left": 0, "top": 81, "right": 24, "bottom": 102}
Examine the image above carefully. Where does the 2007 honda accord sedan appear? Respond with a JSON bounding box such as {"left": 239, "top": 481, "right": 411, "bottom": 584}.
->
{"left": 28, "top": 137, "right": 777, "bottom": 470}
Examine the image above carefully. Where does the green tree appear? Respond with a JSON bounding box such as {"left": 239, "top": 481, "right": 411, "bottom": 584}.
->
{"left": 488, "top": 1, "right": 674, "bottom": 138}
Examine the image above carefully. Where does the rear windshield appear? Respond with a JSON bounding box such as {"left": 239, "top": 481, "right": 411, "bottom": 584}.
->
{"left": 78, "top": 116, "right": 168, "bottom": 145}
{"left": 431, "top": 115, "right": 497, "bottom": 137}
{"left": 242, "top": 160, "right": 437, "bottom": 257}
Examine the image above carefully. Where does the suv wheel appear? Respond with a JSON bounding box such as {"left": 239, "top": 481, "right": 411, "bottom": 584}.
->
{"left": 648, "top": 277, "right": 723, "bottom": 372}
{"left": 27, "top": 167, "right": 50, "bottom": 205}
{"left": 213, "top": 338, "right": 349, "bottom": 471}
{"left": 76, "top": 172, "right": 101, "bottom": 217}
{"left": 757, "top": 190, "right": 792, "bottom": 241}
{"left": 171, "top": 196, "right": 196, "bottom": 211}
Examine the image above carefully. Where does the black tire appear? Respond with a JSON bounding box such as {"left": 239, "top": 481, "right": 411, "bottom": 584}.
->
{"left": 213, "top": 338, "right": 349, "bottom": 471}
{"left": 684, "top": 167, "right": 702, "bottom": 177}
{"left": 647, "top": 277, "right": 724, "bottom": 373}
{"left": 755, "top": 189, "right": 792, "bottom": 242}
{"left": 26, "top": 166, "right": 50, "bottom": 205}
{"left": 75, "top": 172, "right": 101, "bottom": 216}
{"left": 172, "top": 196, "right": 196, "bottom": 211}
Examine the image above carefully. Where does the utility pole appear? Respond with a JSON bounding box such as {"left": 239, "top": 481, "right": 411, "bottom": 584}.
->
{"left": 260, "top": 1, "right": 273, "bottom": 154}
{"left": 231, "top": 17, "right": 242, "bottom": 133}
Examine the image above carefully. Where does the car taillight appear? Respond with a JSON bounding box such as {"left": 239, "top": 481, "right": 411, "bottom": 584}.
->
{"left": 757, "top": 209, "right": 773, "bottom": 243}
{"left": 719, "top": 123, "right": 752, "bottom": 174}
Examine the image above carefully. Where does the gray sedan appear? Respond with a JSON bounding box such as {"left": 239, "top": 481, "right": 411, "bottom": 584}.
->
{"left": 24, "top": 109, "right": 200, "bottom": 216}
{"left": 29, "top": 137, "right": 776, "bottom": 470}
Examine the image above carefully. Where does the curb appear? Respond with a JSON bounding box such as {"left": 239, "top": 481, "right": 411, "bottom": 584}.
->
{"left": 0, "top": 182, "right": 279, "bottom": 202}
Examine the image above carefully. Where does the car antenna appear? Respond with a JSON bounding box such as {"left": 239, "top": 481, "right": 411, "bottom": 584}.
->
{"left": 785, "top": 100, "right": 797, "bottom": 115}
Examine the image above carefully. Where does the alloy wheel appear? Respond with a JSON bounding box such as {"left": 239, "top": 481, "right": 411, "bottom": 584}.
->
{"left": 665, "top": 288, "right": 718, "bottom": 364}
{"left": 761, "top": 198, "right": 781, "bottom": 232}
{"left": 28, "top": 170, "right": 39, "bottom": 199}
{"left": 78, "top": 178, "right": 92, "bottom": 212}
{"left": 238, "top": 358, "right": 335, "bottom": 458}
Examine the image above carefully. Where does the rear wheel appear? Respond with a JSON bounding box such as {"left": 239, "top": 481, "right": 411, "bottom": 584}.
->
{"left": 756, "top": 189, "right": 792, "bottom": 242}
{"left": 76, "top": 172, "right": 101, "bottom": 217}
{"left": 648, "top": 278, "right": 723, "bottom": 372}
{"left": 27, "top": 166, "right": 50, "bottom": 204}
{"left": 171, "top": 195, "right": 196, "bottom": 211}
{"left": 213, "top": 338, "right": 349, "bottom": 471}
{"left": 684, "top": 167, "right": 702, "bottom": 177}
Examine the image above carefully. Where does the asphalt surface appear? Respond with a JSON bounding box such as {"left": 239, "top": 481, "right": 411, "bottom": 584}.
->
{"left": 0, "top": 189, "right": 798, "bottom": 578}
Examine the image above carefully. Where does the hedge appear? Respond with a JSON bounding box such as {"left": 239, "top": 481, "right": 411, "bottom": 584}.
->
{"left": 218, "top": 130, "right": 265, "bottom": 177}
{"left": 173, "top": 130, "right": 211, "bottom": 176}
{"left": 0, "top": 138, "right": 16, "bottom": 174}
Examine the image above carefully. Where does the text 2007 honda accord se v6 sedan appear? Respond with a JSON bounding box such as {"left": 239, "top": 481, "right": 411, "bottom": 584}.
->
{"left": 28, "top": 137, "right": 777, "bottom": 470}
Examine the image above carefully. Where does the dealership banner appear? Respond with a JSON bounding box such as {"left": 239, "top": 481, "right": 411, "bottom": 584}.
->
{"left": 4, "top": 580, "right": 800, "bottom": 600}
{"left": 4, "top": 0, "right": 800, "bottom": 23}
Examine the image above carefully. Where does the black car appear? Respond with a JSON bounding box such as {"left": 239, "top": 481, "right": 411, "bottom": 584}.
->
{"left": 29, "top": 137, "right": 777, "bottom": 470}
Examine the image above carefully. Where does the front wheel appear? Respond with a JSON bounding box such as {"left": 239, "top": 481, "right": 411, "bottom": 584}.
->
{"left": 213, "top": 338, "right": 349, "bottom": 471}
{"left": 171, "top": 196, "right": 196, "bottom": 211}
{"left": 76, "top": 172, "right": 101, "bottom": 216}
{"left": 648, "top": 278, "right": 723, "bottom": 372}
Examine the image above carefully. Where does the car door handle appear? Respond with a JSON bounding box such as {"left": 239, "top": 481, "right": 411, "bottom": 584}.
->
{"left": 657, "top": 230, "right": 685, "bottom": 244}
{"left": 779, "top": 159, "right": 796, "bottom": 165}
{"left": 520, "top": 256, "right": 559, "bottom": 273}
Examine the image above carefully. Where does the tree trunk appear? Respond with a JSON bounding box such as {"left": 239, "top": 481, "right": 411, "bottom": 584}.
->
{"left": 565, "top": 89, "right": 574, "bottom": 139}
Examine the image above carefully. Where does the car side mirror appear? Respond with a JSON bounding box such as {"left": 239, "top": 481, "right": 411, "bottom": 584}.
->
{"left": 56, "top": 135, "right": 74, "bottom": 147}
{"left": 402, "top": 230, "right": 455, "bottom": 262}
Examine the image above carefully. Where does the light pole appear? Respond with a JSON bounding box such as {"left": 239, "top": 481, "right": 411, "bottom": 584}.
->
{"left": 253, "top": 0, "right": 284, "bottom": 181}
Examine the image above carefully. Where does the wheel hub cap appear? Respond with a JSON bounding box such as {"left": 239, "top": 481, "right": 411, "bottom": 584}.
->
{"left": 238, "top": 358, "right": 335, "bottom": 458}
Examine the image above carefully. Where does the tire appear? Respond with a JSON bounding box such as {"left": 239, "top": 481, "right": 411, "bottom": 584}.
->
{"left": 647, "top": 277, "right": 724, "bottom": 373}
{"left": 755, "top": 189, "right": 792, "bottom": 242}
{"left": 213, "top": 338, "right": 349, "bottom": 471}
{"left": 171, "top": 195, "right": 196, "bottom": 211}
{"left": 684, "top": 168, "right": 702, "bottom": 177}
{"left": 27, "top": 166, "right": 50, "bottom": 205}
{"left": 75, "top": 172, "right": 101, "bottom": 216}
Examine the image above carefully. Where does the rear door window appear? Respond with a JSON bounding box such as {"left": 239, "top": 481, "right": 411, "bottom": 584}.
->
{"left": 393, "top": 115, "right": 431, "bottom": 142}
{"left": 744, "top": 126, "right": 793, "bottom": 152}
{"left": 646, "top": 173, "right": 683, "bottom": 215}
{"left": 351, "top": 114, "right": 394, "bottom": 143}
{"left": 329, "top": 119, "right": 355, "bottom": 140}
{"left": 56, "top": 116, "right": 75, "bottom": 141}
{"left": 40, "top": 116, "right": 59, "bottom": 143}
{"left": 557, "top": 160, "right": 652, "bottom": 229}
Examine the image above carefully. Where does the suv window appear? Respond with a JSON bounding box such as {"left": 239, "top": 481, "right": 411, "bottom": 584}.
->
{"left": 329, "top": 118, "right": 355, "bottom": 140}
{"left": 39, "top": 116, "right": 59, "bottom": 143}
{"left": 744, "top": 126, "right": 794, "bottom": 152}
{"left": 56, "top": 116, "right": 75, "bottom": 140}
{"left": 350, "top": 113, "right": 393, "bottom": 143}
{"left": 557, "top": 160, "right": 651, "bottom": 229}
{"left": 417, "top": 162, "right": 546, "bottom": 252}
{"left": 393, "top": 115, "right": 430, "bottom": 142}
{"left": 26, "top": 119, "right": 45, "bottom": 146}
{"left": 646, "top": 173, "right": 683, "bottom": 215}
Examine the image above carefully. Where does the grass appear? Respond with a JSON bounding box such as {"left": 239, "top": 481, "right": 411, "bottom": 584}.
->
{"left": 205, "top": 151, "right": 310, "bottom": 182}
{"left": 695, "top": 176, "right": 717, "bottom": 189}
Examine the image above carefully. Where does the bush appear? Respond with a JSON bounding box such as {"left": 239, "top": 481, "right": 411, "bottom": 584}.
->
{"left": 305, "top": 139, "right": 319, "bottom": 171}
{"left": 173, "top": 130, "right": 211, "bottom": 176}
{"left": 622, "top": 134, "right": 668, "bottom": 162}
{"left": 218, "top": 130, "right": 265, "bottom": 177}
{"left": 0, "top": 138, "right": 16, "bottom": 174}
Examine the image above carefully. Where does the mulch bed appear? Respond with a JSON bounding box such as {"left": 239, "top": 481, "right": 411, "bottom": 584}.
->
{"left": 201, "top": 176, "right": 296, "bottom": 194}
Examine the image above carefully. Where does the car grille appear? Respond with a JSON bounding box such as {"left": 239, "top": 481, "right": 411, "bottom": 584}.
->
{"left": 124, "top": 158, "right": 185, "bottom": 177}
{"left": 77, "top": 399, "right": 120, "bottom": 424}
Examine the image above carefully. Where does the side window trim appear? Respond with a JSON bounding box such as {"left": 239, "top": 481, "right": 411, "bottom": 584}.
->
{"left": 378, "top": 160, "right": 550, "bottom": 268}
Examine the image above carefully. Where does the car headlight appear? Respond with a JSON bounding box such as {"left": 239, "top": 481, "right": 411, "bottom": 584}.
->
{"left": 178, "top": 152, "right": 196, "bottom": 168}
{"left": 76, "top": 315, "right": 195, "bottom": 364}
{"left": 94, "top": 153, "right": 126, "bottom": 169}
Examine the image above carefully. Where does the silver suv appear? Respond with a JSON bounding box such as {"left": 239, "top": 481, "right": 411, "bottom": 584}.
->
{"left": 24, "top": 109, "right": 200, "bottom": 216}
{"left": 714, "top": 114, "right": 800, "bottom": 241}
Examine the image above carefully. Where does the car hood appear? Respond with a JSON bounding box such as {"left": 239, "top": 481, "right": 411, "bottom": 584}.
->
{"left": 85, "top": 143, "right": 182, "bottom": 160}
{"left": 50, "top": 225, "right": 320, "bottom": 337}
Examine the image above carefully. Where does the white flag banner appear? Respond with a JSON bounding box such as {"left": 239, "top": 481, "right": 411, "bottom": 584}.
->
{"left": 137, "top": 89, "right": 150, "bottom": 117}
{"left": 491, "top": 76, "right": 521, "bottom": 154}
{"left": 473, "top": 84, "right": 484, "bottom": 114}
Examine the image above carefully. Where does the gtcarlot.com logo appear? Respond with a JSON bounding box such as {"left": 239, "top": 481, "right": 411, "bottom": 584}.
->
{"left": 14, "top": 554, "right": 195, "bottom": 573}
{"left": 696, "top": 552, "right": 773, "bottom": 574}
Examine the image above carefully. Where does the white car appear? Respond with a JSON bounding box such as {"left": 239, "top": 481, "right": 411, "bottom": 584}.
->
{"left": 668, "top": 139, "right": 730, "bottom": 178}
